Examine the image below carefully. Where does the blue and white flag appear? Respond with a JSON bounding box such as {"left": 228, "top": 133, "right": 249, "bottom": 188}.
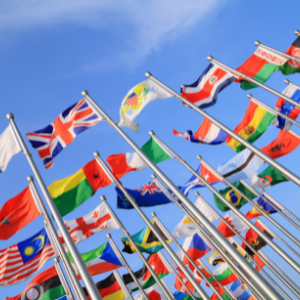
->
{"left": 230, "top": 280, "right": 251, "bottom": 300}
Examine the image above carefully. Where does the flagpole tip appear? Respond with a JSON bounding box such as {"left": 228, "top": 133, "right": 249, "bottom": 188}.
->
{"left": 295, "top": 30, "right": 300, "bottom": 36}
{"left": 27, "top": 176, "right": 34, "bottom": 182}
{"left": 93, "top": 151, "right": 100, "bottom": 157}
{"left": 151, "top": 212, "right": 156, "bottom": 217}
{"left": 197, "top": 155, "right": 202, "bottom": 161}
{"left": 43, "top": 220, "right": 47, "bottom": 225}
{"left": 247, "top": 93, "right": 253, "bottom": 99}
{"left": 54, "top": 257, "right": 59, "bottom": 263}
{"left": 6, "top": 113, "right": 14, "bottom": 120}
{"left": 254, "top": 40, "right": 261, "bottom": 46}
{"left": 145, "top": 72, "right": 152, "bottom": 78}
{"left": 81, "top": 90, "right": 89, "bottom": 97}
{"left": 207, "top": 55, "right": 213, "bottom": 61}
{"left": 284, "top": 79, "right": 290, "bottom": 84}
{"left": 106, "top": 233, "right": 111, "bottom": 239}
{"left": 151, "top": 174, "right": 156, "bottom": 180}
{"left": 149, "top": 130, "right": 155, "bottom": 136}
{"left": 195, "top": 192, "right": 200, "bottom": 197}
{"left": 100, "top": 195, "right": 106, "bottom": 202}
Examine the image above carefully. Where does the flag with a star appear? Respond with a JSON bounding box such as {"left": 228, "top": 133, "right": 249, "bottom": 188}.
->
{"left": 0, "top": 227, "right": 55, "bottom": 286}
{"left": 48, "top": 159, "right": 112, "bottom": 217}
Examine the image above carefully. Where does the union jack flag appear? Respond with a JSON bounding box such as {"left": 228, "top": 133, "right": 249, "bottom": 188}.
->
{"left": 26, "top": 99, "right": 102, "bottom": 169}
{"left": 137, "top": 182, "right": 162, "bottom": 195}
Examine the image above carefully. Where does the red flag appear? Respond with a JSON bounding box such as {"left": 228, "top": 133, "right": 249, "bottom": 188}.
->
{"left": 174, "top": 270, "right": 195, "bottom": 293}
{"left": 0, "top": 187, "right": 41, "bottom": 240}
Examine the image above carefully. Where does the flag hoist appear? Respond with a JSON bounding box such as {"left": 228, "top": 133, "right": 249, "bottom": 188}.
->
{"left": 82, "top": 90, "right": 284, "bottom": 300}
{"left": 6, "top": 114, "right": 101, "bottom": 300}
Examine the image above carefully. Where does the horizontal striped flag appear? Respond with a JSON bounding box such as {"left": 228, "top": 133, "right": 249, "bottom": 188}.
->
{"left": 205, "top": 263, "right": 238, "bottom": 287}
{"left": 134, "top": 283, "right": 168, "bottom": 300}
{"left": 280, "top": 35, "right": 300, "bottom": 75}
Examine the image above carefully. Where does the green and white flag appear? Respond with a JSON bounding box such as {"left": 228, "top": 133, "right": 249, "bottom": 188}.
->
{"left": 0, "top": 126, "right": 20, "bottom": 173}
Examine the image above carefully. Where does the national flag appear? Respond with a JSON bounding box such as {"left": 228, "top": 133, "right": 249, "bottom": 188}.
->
{"left": 119, "top": 80, "right": 171, "bottom": 131}
{"left": 6, "top": 266, "right": 65, "bottom": 300}
{"left": 83, "top": 273, "right": 126, "bottom": 300}
{"left": 226, "top": 101, "right": 275, "bottom": 152}
{"left": 123, "top": 253, "right": 169, "bottom": 291}
{"left": 68, "top": 241, "right": 122, "bottom": 278}
{"left": 0, "top": 126, "right": 20, "bottom": 173}
{"left": 217, "top": 148, "right": 265, "bottom": 183}
{"left": 228, "top": 237, "right": 247, "bottom": 257}
{"left": 250, "top": 165, "right": 288, "bottom": 189}
{"left": 134, "top": 283, "right": 168, "bottom": 300}
{"left": 173, "top": 118, "right": 227, "bottom": 145}
{"left": 236, "top": 47, "right": 287, "bottom": 90}
{"left": 174, "top": 291, "right": 202, "bottom": 300}
{"left": 106, "top": 137, "right": 171, "bottom": 178}
{"left": 210, "top": 286, "right": 231, "bottom": 300}
{"left": 0, "top": 228, "right": 55, "bottom": 286}
{"left": 174, "top": 267, "right": 195, "bottom": 294}
{"left": 205, "top": 263, "right": 239, "bottom": 287}
{"left": 26, "top": 99, "right": 101, "bottom": 169}
{"left": 241, "top": 220, "right": 275, "bottom": 255}
{"left": 58, "top": 202, "right": 119, "bottom": 249}
{"left": 121, "top": 219, "right": 170, "bottom": 254}
{"left": 213, "top": 181, "right": 257, "bottom": 212}
{"left": 280, "top": 35, "right": 300, "bottom": 75}
{"left": 181, "top": 63, "right": 235, "bottom": 109}
{"left": 272, "top": 84, "right": 300, "bottom": 131}
{"left": 261, "top": 130, "right": 300, "bottom": 159}
{"left": 230, "top": 280, "right": 251, "bottom": 300}
{"left": 0, "top": 186, "right": 41, "bottom": 240}
{"left": 173, "top": 198, "right": 219, "bottom": 238}
{"left": 207, "top": 252, "right": 225, "bottom": 266}
{"left": 48, "top": 159, "right": 112, "bottom": 217}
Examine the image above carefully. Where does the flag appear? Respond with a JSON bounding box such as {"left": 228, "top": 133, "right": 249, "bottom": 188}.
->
{"left": 174, "top": 291, "right": 202, "bottom": 300}
{"left": 181, "top": 64, "right": 235, "bottom": 109}
{"left": 217, "top": 148, "right": 265, "bottom": 183}
{"left": 217, "top": 211, "right": 249, "bottom": 238}
{"left": 58, "top": 202, "right": 119, "bottom": 249}
{"left": 6, "top": 266, "right": 65, "bottom": 300}
{"left": 122, "top": 219, "right": 170, "bottom": 254}
{"left": 0, "top": 228, "right": 55, "bottom": 286}
{"left": 173, "top": 198, "right": 219, "bottom": 238}
{"left": 210, "top": 286, "right": 231, "bottom": 300}
{"left": 241, "top": 220, "right": 275, "bottom": 255}
{"left": 173, "top": 118, "right": 227, "bottom": 145}
{"left": 228, "top": 237, "right": 247, "bottom": 256}
{"left": 250, "top": 165, "right": 288, "bottom": 189}
{"left": 174, "top": 267, "right": 195, "bottom": 293}
{"left": 280, "top": 35, "right": 300, "bottom": 75}
{"left": 213, "top": 181, "right": 257, "bottom": 212}
{"left": 205, "top": 263, "right": 239, "bottom": 287}
{"left": 226, "top": 101, "right": 275, "bottom": 152}
{"left": 26, "top": 99, "right": 101, "bottom": 169}
{"left": 48, "top": 159, "right": 112, "bottom": 217}
{"left": 68, "top": 241, "right": 122, "bottom": 279}
{"left": 83, "top": 273, "right": 126, "bottom": 300}
{"left": 272, "top": 84, "right": 300, "bottom": 131}
{"left": 0, "top": 126, "right": 20, "bottom": 173}
{"left": 119, "top": 80, "right": 171, "bottom": 131}
{"left": 106, "top": 137, "right": 171, "bottom": 178}
{"left": 230, "top": 280, "right": 251, "bottom": 300}
{"left": 236, "top": 47, "right": 287, "bottom": 90}
{"left": 207, "top": 252, "right": 225, "bottom": 266}
{"left": 123, "top": 253, "right": 169, "bottom": 291}
{"left": 0, "top": 186, "right": 41, "bottom": 240}
{"left": 134, "top": 284, "right": 168, "bottom": 300}
{"left": 261, "top": 130, "right": 300, "bottom": 159}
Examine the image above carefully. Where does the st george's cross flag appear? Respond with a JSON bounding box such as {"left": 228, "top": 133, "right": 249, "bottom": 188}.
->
{"left": 119, "top": 79, "right": 172, "bottom": 132}
{"left": 0, "top": 228, "right": 55, "bottom": 286}
{"left": 173, "top": 117, "right": 228, "bottom": 145}
{"left": 26, "top": 99, "right": 101, "bottom": 169}
{"left": 281, "top": 35, "right": 300, "bottom": 75}
{"left": 58, "top": 202, "right": 119, "bottom": 250}
{"left": 181, "top": 63, "right": 235, "bottom": 109}
{"left": 0, "top": 186, "right": 41, "bottom": 240}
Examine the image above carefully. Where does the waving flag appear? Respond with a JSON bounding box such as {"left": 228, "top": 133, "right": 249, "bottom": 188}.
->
{"left": 207, "top": 252, "right": 225, "bottom": 266}
{"left": 281, "top": 35, "right": 300, "bottom": 75}
{"left": 134, "top": 284, "right": 168, "bottom": 300}
{"left": 205, "top": 263, "right": 238, "bottom": 287}
{"left": 230, "top": 280, "right": 251, "bottom": 300}
{"left": 174, "top": 291, "right": 202, "bottom": 300}
{"left": 181, "top": 63, "right": 235, "bottom": 109}
{"left": 174, "top": 267, "right": 195, "bottom": 293}
{"left": 26, "top": 99, "right": 101, "bottom": 169}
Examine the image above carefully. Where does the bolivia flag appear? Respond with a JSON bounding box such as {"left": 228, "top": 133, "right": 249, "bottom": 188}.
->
{"left": 6, "top": 266, "right": 65, "bottom": 300}
{"left": 281, "top": 35, "right": 300, "bottom": 75}
{"left": 68, "top": 241, "right": 122, "bottom": 278}
{"left": 48, "top": 159, "right": 112, "bottom": 217}
{"left": 226, "top": 101, "right": 275, "bottom": 152}
{"left": 205, "top": 263, "right": 238, "bottom": 287}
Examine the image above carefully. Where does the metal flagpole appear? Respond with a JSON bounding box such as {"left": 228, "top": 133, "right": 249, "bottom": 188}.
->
{"left": 94, "top": 155, "right": 211, "bottom": 300}
{"left": 148, "top": 130, "right": 300, "bottom": 274}
{"left": 284, "top": 79, "right": 300, "bottom": 90}
{"left": 7, "top": 114, "right": 101, "bottom": 300}
{"left": 83, "top": 91, "right": 284, "bottom": 300}
{"left": 29, "top": 176, "right": 86, "bottom": 300}
{"left": 145, "top": 73, "right": 300, "bottom": 189}
{"left": 113, "top": 270, "right": 134, "bottom": 300}
{"left": 100, "top": 196, "right": 174, "bottom": 300}
{"left": 295, "top": 30, "right": 300, "bottom": 36}
{"left": 107, "top": 233, "right": 149, "bottom": 300}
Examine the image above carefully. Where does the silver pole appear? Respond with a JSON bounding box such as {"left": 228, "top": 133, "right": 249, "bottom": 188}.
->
{"left": 145, "top": 73, "right": 300, "bottom": 188}
{"left": 113, "top": 270, "right": 134, "bottom": 300}
{"left": 284, "top": 79, "right": 300, "bottom": 90}
{"left": 83, "top": 91, "right": 284, "bottom": 300}
{"left": 29, "top": 176, "right": 86, "bottom": 300}
{"left": 7, "top": 114, "right": 101, "bottom": 300}
{"left": 100, "top": 196, "right": 174, "bottom": 300}
{"left": 107, "top": 233, "right": 149, "bottom": 300}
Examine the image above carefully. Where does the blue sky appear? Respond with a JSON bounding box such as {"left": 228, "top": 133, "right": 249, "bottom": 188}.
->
{"left": 1, "top": 1, "right": 300, "bottom": 299}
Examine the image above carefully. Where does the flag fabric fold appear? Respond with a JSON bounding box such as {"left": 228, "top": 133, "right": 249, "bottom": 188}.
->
{"left": 134, "top": 283, "right": 168, "bottom": 300}
{"left": 230, "top": 280, "right": 251, "bottom": 300}
{"left": 205, "top": 263, "right": 239, "bottom": 287}
{"left": 280, "top": 35, "right": 300, "bottom": 75}
{"left": 174, "top": 291, "right": 202, "bottom": 300}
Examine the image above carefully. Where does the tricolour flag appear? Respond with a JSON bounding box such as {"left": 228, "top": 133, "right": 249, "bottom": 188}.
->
{"left": 280, "top": 35, "right": 300, "bottom": 75}
{"left": 0, "top": 126, "right": 20, "bottom": 173}
{"left": 173, "top": 118, "right": 227, "bottom": 145}
{"left": 0, "top": 228, "right": 55, "bottom": 286}
{"left": 174, "top": 291, "right": 202, "bottom": 300}
{"left": 6, "top": 266, "right": 65, "bottom": 300}
{"left": 181, "top": 63, "right": 235, "bottom": 109}
{"left": 119, "top": 79, "right": 171, "bottom": 132}
{"left": 26, "top": 99, "right": 101, "bottom": 169}
{"left": 205, "top": 263, "right": 238, "bottom": 287}
{"left": 68, "top": 241, "right": 122, "bottom": 278}
{"left": 123, "top": 253, "right": 169, "bottom": 291}
{"left": 230, "top": 280, "right": 251, "bottom": 300}
{"left": 48, "top": 159, "right": 112, "bottom": 217}
{"left": 207, "top": 252, "right": 225, "bottom": 266}
{"left": 226, "top": 101, "right": 275, "bottom": 152}
{"left": 134, "top": 284, "right": 167, "bottom": 300}
{"left": 236, "top": 47, "right": 287, "bottom": 90}
{"left": 58, "top": 202, "right": 119, "bottom": 249}
{"left": 0, "top": 186, "right": 41, "bottom": 240}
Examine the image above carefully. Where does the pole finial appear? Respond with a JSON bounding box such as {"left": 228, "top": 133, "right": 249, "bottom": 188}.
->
{"left": 151, "top": 212, "right": 156, "bottom": 217}
{"left": 295, "top": 30, "right": 300, "bottom": 36}
{"left": 247, "top": 93, "right": 253, "bottom": 99}
{"left": 54, "top": 257, "right": 59, "bottom": 263}
{"left": 43, "top": 220, "right": 47, "bottom": 225}
{"left": 100, "top": 195, "right": 106, "bottom": 202}
{"left": 145, "top": 72, "right": 152, "bottom": 78}
{"left": 255, "top": 40, "right": 261, "bottom": 46}
{"left": 149, "top": 130, "right": 155, "bottom": 136}
{"left": 196, "top": 155, "right": 202, "bottom": 161}
{"left": 81, "top": 90, "right": 89, "bottom": 97}
{"left": 151, "top": 174, "right": 156, "bottom": 180}
{"left": 284, "top": 79, "right": 290, "bottom": 84}
{"left": 93, "top": 151, "right": 100, "bottom": 158}
{"left": 106, "top": 233, "right": 111, "bottom": 239}
{"left": 207, "top": 55, "right": 214, "bottom": 61}
{"left": 6, "top": 113, "right": 14, "bottom": 120}
{"left": 195, "top": 191, "right": 200, "bottom": 197}
{"left": 27, "top": 176, "right": 34, "bottom": 182}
